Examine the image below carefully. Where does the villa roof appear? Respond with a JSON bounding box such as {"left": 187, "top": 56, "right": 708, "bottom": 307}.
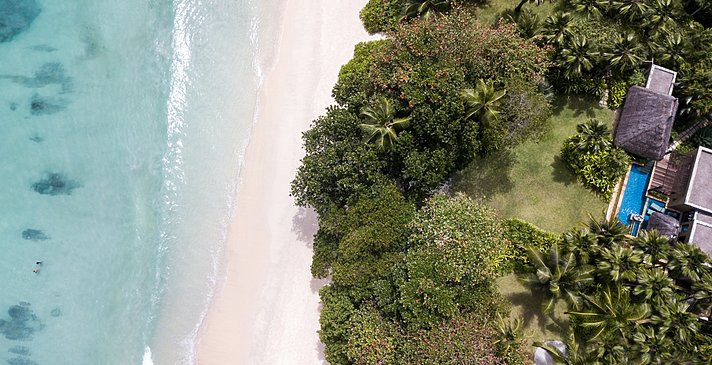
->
{"left": 683, "top": 147, "right": 712, "bottom": 213}
{"left": 645, "top": 64, "right": 677, "bottom": 96}
{"left": 646, "top": 212, "right": 680, "bottom": 240}
{"left": 691, "top": 211, "right": 712, "bottom": 255}
{"left": 614, "top": 86, "right": 678, "bottom": 161}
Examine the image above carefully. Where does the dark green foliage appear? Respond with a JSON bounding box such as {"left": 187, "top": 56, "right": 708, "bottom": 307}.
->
{"left": 319, "top": 286, "right": 357, "bottom": 365}
{"left": 500, "top": 78, "right": 553, "bottom": 143}
{"left": 399, "top": 194, "right": 507, "bottom": 328}
{"left": 291, "top": 106, "right": 386, "bottom": 215}
{"left": 692, "top": 125, "right": 712, "bottom": 149}
{"left": 318, "top": 182, "right": 415, "bottom": 303}
{"left": 346, "top": 304, "right": 401, "bottom": 365}
{"left": 560, "top": 120, "right": 630, "bottom": 198}
{"left": 333, "top": 40, "right": 389, "bottom": 109}
{"left": 401, "top": 313, "right": 527, "bottom": 364}
{"left": 502, "top": 218, "right": 561, "bottom": 271}
{"left": 360, "top": 0, "right": 404, "bottom": 34}
{"left": 521, "top": 217, "right": 712, "bottom": 363}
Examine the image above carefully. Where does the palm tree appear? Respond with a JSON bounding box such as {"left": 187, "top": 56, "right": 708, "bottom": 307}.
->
{"left": 510, "top": 8, "right": 541, "bottom": 39}
{"left": 597, "top": 243, "right": 644, "bottom": 282}
{"left": 567, "top": 284, "right": 650, "bottom": 342}
{"left": 631, "top": 230, "right": 672, "bottom": 266}
{"left": 461, "top": 79, "right": 507, "bottom": 122}
{"left": 574, "top": 119, "right": 611, "bottom": 153}
{"left": 566, "top": 0, "right": 603, "bottom": 18}
{"left": 603, "top": 33, "right": 647, "bottom": 75}
{"left": 633, "top": 267, "right": 676, "bottom": 308}
{"left": 587, "top": 216, "right": 628, "bottom": 246}
{"left": 514, "top": 0, "right": 548, "bottom": 13}
{"left": 653, "top": 30, "right": 688, "bottom": 69}
{"left": 401, "top": 0, "right": 449, "bottom": 21}
{"left": 563, "top": 227, "right": 600, "bottom": 264}
{"left": 651, "top": 298, "right": 700, "bottom": 345}
{"left": 359, "top": 98, "right": 411, "bottom": 151}
{"left": 668, "top": 242, "right": 711, "bottom": 283}
{"left": 644, "top": 0, "right": 679, "bottom": 35}
{"left": 520, "top": 243, "right": 594, "bottom": 312}
{"left": 613, "top": 0, "right": 651, "bottom": 22}
{"left": 630, "top": 327, "right": 676, "bottom": 364}
{"left": 559, "top": 35, "right": 597, "bottom": 78}
{"left": 542, "top": 12, "right": 575, "bottom": 47}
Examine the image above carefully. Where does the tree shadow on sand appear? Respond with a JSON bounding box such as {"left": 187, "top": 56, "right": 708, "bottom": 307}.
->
{"left": 451, "top": 149, "right": 516, "bottom": 199}
{"left": 292, "top": 206, "right": 318, "bottom": 247}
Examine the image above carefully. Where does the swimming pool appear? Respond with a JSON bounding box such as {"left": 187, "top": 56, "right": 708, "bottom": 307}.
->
{"left": 617, "top": 164, "right": 652, "bottom": 234}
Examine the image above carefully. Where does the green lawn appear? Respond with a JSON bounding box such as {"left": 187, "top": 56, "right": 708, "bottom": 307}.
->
{"left": 497, "top": 274, "right": 568, "bottom": 343}
{"left": 452, "top": 96, "right": 611, "bottom": 233}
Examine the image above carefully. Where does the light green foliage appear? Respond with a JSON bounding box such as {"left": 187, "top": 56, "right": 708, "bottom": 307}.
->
{"left": 502, "top": 218, "right": 561, "bottom": 272}
{"left": 560, "top": 121, "right": 630, "bottom": 198}
{"left": 399, "top": 194, "right": 506, "bottom": 328}
{"left": 607, "top": 78, "right": 627, "bottom": 109}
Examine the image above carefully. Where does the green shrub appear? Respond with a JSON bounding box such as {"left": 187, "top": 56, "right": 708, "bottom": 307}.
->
{"left": 561, "top": 137, "right": 630, "bottom": 198}
{"left": 502, "top": 218, "right": 561, "bottom": 273}
{"left": 360, "top": 0, "right": 403, "bottom": 34}
{"left": 607, "top": 78, "right": 628, "bottom": 109}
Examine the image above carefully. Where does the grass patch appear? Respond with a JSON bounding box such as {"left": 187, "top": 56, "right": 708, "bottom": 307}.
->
{"left": 497, "top": 273, "right": 568, "bottom": 343}
{"left": 453, "top": 95, "right": 612, "bottom": 233}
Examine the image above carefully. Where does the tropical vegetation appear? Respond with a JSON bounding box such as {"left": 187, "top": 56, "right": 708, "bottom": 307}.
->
{"left": 292, "top": 0, "right": 712, "bottom": 363}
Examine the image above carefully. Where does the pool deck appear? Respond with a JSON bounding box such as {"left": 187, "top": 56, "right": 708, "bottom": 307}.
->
{"left": 607, "top": 162, "right": 668, "bottom": 236}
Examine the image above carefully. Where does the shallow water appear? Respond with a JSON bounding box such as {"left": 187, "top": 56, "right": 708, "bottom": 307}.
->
{"left": 0, "top": 1, "right": 260, "bottom": 363}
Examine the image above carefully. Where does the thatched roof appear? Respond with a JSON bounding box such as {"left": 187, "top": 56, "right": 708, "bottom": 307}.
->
{"left": 646, "top": 212, "right": 680, "bottom": 240}
{"left": 615, "top": 86, "right": 678, "bottom": 161}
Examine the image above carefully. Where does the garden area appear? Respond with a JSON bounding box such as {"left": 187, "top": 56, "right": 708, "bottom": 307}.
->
{"left": 453, "top": 96, "right": 611, "bottom": 233}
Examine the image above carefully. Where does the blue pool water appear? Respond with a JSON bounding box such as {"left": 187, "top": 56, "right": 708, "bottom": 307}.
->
{"left": 617, "top": 164, "right": 652, "bottom": 234}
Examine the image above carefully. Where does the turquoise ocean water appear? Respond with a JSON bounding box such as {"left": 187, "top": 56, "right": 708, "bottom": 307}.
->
{"left": 0, "top": 0, "right": 265, "bottom": 363}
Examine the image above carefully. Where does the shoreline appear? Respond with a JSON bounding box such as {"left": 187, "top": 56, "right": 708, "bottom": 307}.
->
{"left": 195, "top": 1, "right": 372, "bottom": 363}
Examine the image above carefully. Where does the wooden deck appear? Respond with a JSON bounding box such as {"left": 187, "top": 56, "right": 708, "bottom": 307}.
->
{"left": 650, "top": 153, "right": 693, "bottom": 196}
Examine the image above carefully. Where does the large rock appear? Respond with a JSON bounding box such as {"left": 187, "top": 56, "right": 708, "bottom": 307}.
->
{"left": 534, "top": 340, "right": 567, "bottom": 365}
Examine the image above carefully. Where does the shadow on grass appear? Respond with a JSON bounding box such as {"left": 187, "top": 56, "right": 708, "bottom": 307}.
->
{"left": 552, "top": 95, "right": 601, "bottom": 119}
{"left": 451, "top": 149, "right": 516, "bottom": 199}
{"left": 498, "top": 274, "right": 568, "bottom": 342}
{"left": 551, "top": 155, "right": 577, "bottom": 185}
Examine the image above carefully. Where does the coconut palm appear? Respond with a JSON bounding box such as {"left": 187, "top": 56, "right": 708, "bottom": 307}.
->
{"left": 560, "top": 35, "right": 597, "bottom": 78}
{"left": 461, "top": 79, "right": 507, "bottom": 122}
{"left": 401, "top": 0, "right": 449, "bottom": 21}
{"left": 359, "top": 98, "right": 411, "bottom": 151}
{"left": 574, "top": 119, "right": 611, "bottom": 153}
{"left": 567, "top": 284, "right": 650, "bottom": 342}
{"left": 510, "top": 8, "right": 541, "bottom": 39}
{"left": 542, "top": 12, "right": 575, "bottom": 47}
{"left": 598, "top": 243, "right": 644, "bottom": 282}
{"left": 603, "top": 33, "right": 647, "bottom": 75}
{"left": 587, "top": 216, "right": 628, "bottom": 246}
{"left": 613, "top": 0, "right": 651, "bottom": 21}
{"left": 633, "top": 267, "right": 676, "bottom": 308}
{"left": 653, "top": 30, "right": 688, "bottom": 70}
{"left": 631, "top": 230, "right": 672, "bottom": 266}
{"left": 630, "top": 327, "right": 676, "bottom": 364}
{"left": 566, "top": 0, "right": 603, "bottom": 18}
{"left": 651, "top": 298, "right": 700, "bottom": 345}
{"left": 563, "top": 227, "right": 600, "bottom": 264}
{"left": 668, "top": 242, "right": 711, "bottom": 283}
{"left": 520, "top": 243, "right": 594, "bottom": 312}
{"left": 644, "top": 0, "right": 679, "bottom": 35}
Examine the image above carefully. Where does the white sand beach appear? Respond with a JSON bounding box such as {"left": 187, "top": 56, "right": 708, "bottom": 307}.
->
{"left": 195, "top": 0, "right": 371, "bottom": 363}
